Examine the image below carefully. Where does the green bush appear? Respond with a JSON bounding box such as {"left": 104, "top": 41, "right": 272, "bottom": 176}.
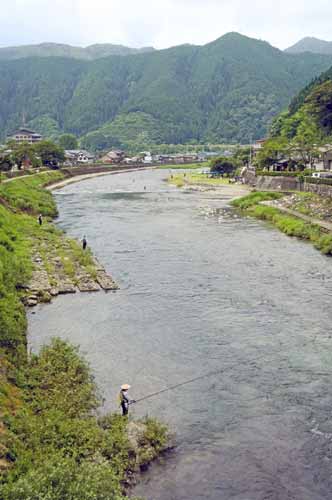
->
{"left": 0, "top": 456, "right": 125, "bottom": 500}
{"left": 231, "top": 191, "right": 282, "bottom": 209}
{"left": 315, "top": 234, "right": 332, "bottom": 254}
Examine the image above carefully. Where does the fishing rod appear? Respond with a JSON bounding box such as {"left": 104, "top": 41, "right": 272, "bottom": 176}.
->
{"left": 131, "top": 355, "right": 265, "bottom": 405}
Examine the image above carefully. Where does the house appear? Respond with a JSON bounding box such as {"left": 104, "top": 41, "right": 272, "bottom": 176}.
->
{"left": 101, "top": 150, "right": 125, "bottom": 164}
{"left": 9, "top": 128, "right": 42, "bottom": 144}
{"left": 140, "top": 151, "right": 153, "bottom": 164}
{"left": 64, "top": 150, "right": 95, "bottom": 165}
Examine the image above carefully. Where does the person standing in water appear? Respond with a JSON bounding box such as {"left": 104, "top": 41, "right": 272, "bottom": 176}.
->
{"left": 82, "top": 236, "right": 87, "bottom": 250}
{"left": 119, "top": 384, "right": 135, "bottom": 416}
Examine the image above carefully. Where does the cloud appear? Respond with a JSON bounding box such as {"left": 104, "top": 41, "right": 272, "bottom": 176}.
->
{"left": 0, "top": 0, "right": 332, "bottom": 49}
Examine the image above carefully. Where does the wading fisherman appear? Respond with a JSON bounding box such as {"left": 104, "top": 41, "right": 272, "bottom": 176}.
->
{"left": 82, "top": 235, "right": 87, "bottom": 250}
{"left": 119, "top": 384, "right": 135, "bottom": 416}
{"left": 38, "top": 214, "right": 43, "bottom": 226}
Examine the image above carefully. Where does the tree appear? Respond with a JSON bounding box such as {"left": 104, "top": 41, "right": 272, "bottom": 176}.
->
{"left": 0, "top": 153, "right": 13, "bottom": 172}
{"left": 6, "top": 141, "right": 40, "bottom": 169}
{"left": 210, "top": 156, "right": 237, "bottom": 175}
{"left": 58, "top": 133, "right": 78, "bottom": 150}
{"left": 34, "top": 140, "right": 65, "bottom": 168}
{"left": 255, "top": 137, "right": 288, "bottom": 169}
{"left": 289, "top": 111, "right": 322, "bottom": 167}
{"left": 306, "top": 80, "right": 332, "bottom": 135}
{"left": 233, "top": 146, "right": 251, "bottom": 166}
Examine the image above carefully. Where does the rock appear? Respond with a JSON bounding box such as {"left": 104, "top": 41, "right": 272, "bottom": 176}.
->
{"left": 78, "top": 280, "right": 100, "bottom": 292}
{"left": 50, "top": 288, "right": 59, "bottom": 296}
{"left": 58, "top": 282, "right": 77, "bottom": 294}
{"left": 26, "top": 298, "right": 38, "bottom": 307}
{"left": 38, "top": 291, "right": 52, "bottom": 303}
{"left": 96, "top": 271, "right": 119, "bottom": 291}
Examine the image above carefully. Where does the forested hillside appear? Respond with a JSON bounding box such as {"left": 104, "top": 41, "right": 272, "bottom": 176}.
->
{"left": 1, "top": 32, "right": 332, "bottom": 149}
{"left": 269, "top": 64, "right": 332, "bottom": 140}
{"left": 0, "top": 42, "right": 155, "bottom": 60}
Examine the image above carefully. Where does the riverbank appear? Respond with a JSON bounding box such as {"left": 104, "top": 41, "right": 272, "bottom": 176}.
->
{"left": 168, "top": 172, "right": 250, "bottom": 197}
{"left": 0, "top": 169, "right": 171, "bottom": 499}
{"left": 232, "top": 191, "right": 332, "bottom": 255}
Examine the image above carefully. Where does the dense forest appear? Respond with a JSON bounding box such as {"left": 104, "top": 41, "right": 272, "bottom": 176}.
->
{"left": 255, "top": 62, "right": 332, "bottom": 169}
{"left": 1, "top": 33, "right": 332, "bottom": 149}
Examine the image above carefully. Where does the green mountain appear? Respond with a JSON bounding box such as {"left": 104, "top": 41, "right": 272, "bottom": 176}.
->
{"left": 285, "top": 37, "right": 332, "bottom": 55}
{"left": 0, "top": 42, "right": 155, "bottom": 61}
{"left": 270, "top": 63, "right": 332, "bottom": 139}
{"left": 1, "top": 32, "right": 332, "bottom": 149}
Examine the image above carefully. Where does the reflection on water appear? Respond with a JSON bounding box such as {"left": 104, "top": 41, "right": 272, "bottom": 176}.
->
{"left": 28, "top": 170, "right": 332, "bottom": 499}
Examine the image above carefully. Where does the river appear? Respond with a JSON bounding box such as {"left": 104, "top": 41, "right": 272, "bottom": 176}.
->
{"left": 28, "top": 169, "right": 332, "bottom": 500}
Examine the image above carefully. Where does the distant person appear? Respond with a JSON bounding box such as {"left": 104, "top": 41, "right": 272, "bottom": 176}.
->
{"left": 119, "top": 384, "right": 135, "bottom": 416}
{"left": 38, "top": 214, "right": 43, "bottom": 226}
{"left": 82, "top": 236, "right": 87, "bottom": 251}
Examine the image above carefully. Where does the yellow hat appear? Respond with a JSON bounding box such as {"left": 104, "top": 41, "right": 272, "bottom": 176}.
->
{"left": 121, "top": 384, "right": 131, "bottom": 390}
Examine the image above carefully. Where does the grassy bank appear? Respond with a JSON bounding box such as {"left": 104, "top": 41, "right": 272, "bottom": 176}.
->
{"left": 158, "top": 162, "right": 207, "bottom": 170}
{"left": 0, "top": 171, "right": 170, "bottom": 498}
{"left": 232, "top": 192, "right": 332, "bottom": 255}
{"left": 168, "top": 172, "right": 230, "bottom": 187}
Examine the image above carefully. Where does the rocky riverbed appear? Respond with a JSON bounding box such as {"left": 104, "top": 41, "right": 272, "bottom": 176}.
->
{"left": 23, "top": 234, "right": 118, "bottom": 307}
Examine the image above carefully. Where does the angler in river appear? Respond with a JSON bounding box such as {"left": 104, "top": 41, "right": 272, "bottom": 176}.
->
{"left": 119, "top": 384, "right": 135, "bottom": 416}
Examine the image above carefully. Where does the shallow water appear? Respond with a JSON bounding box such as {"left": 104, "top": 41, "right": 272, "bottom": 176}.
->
{"left": 28, "top": 169, "right": 332, "bottom": 499}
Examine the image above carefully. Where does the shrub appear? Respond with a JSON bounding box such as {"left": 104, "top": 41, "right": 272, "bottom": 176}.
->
{"left": 315, "top": 234, "right": 332, "bottom": 254}
{"left": 232, "top": 191, "right": 282, "bottom": 209}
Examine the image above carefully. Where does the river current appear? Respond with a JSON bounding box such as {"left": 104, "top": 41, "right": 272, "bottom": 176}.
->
{"left": 28, "top": 169, "right": 332, "bottom": 500}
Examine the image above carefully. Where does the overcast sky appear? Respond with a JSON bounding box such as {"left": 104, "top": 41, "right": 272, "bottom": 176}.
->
{"left": 1, "top": 0, "right": 332, "bottom": 50}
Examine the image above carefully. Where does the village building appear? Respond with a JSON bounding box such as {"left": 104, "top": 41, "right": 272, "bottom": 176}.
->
{"left": 64, "top": 149, "right": 95, "bottom": 165}
{"left": 101, "top": 150, "right": 125, "bottom": 164}
{"left": 9, "top": 128, "right": 42, "bottom": 144}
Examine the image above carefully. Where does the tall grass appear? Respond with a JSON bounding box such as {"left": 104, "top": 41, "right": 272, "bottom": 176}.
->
{"left": 233, "top": 191, "right": 332, "bottom": 256}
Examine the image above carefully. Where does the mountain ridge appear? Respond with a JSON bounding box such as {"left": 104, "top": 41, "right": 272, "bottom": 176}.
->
{"left": 1, "top": 32, "right": 332, "bottom": 148}
{"left": 285, "top": 37, "right": 332, "bottom": 55}
{"left": 0, "top": 42, "right": 155, "bottom": 60}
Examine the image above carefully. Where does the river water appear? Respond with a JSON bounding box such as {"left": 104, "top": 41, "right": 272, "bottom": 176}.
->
{"left": 28, "top": 169, "right": 332, "bottom": 500}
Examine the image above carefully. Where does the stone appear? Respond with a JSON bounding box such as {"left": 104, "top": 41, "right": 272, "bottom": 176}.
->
{"left": 58, "top": 282, "right": 77, "bottom": 294}
{"left": 96, "top": 271, "right": 119, "bottom": 291}
{"left": 77, "top": 280, "right": 100, "bottom": 292}
{"left": 26, "top": 298, "right": 38, "bottom": 307}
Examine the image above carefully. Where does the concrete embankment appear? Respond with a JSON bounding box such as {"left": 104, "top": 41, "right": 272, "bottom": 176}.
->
{"left": 244, "top": 170, "right": 332, "bottom": 196}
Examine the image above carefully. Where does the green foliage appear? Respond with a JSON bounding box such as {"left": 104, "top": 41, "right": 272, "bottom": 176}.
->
{"left": 0, "top": 171, "right": 65, "bottom": 215}
{"left": 34, "top": 140, "right": 65, "bottom": 167}
{"left": 315, "top": 233, "right": 332, "bottom": 254}
{"left": 24, "top": 339, "right": 99, "bottom": 417}
{"left": 231, "top": 191, "right": 282, "bottom": 209}
{"left": 0, "top": 457, "right": 125, "bottom": 500}
{"left": 58, "top": 133, "right": 79, "bottom": 150}
{"left": 27, "top": 115, "right": 61, "bottom": 140}
{"left": 6, "top": 141, "right": 41, "bottom": 170}
{"left": 1, "top": 33, "right": 332, "bottom": 147}
{"left": 210, "top": 156, "right": 238, "bottom": 174}
{"left": 306, "top": 80, "right": 332, "bottom": 134}
{"left": 255, "top": 137, "right": 288, "bottom": 168}
{"left": 140, "top": 417, "right": 169, "bottom": 454}
{"left": 233, "top": 192, "right": 332, "bottom": 256}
